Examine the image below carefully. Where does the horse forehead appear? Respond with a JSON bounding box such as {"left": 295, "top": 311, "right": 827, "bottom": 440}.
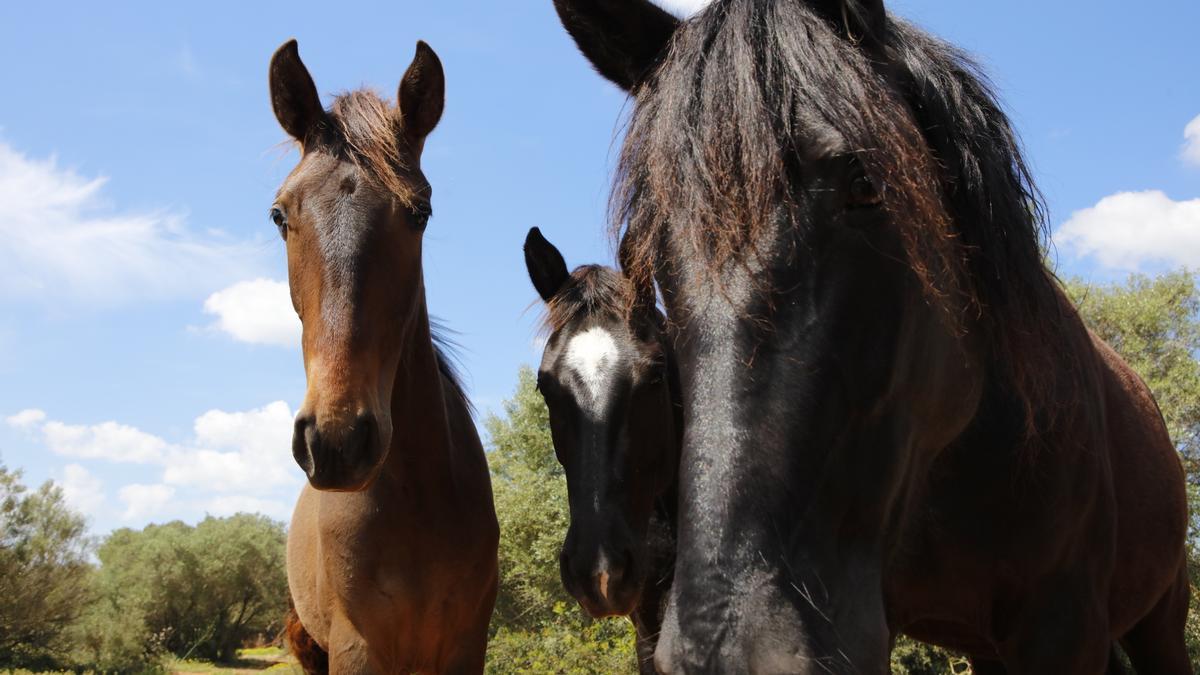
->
{"left": 564, "top": 327, "right": 621, "bottom": 400}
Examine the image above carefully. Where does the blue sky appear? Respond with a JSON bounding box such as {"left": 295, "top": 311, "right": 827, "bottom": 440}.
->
{"left": 0, "top": 0, "right": 1196, "bottom": 535}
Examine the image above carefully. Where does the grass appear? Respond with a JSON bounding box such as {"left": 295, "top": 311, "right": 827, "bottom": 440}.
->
{"left": 236, "top": 648, "right": 284, "bottom": 659}
{"left": 1, "top": 648, "right": 298, "bottom": 675}
{"left": 164, "top": 647, "right": 298, "bottom": 675}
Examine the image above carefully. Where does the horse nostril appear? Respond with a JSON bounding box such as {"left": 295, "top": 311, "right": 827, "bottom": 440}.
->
{"left": 292, "top": 415, "right": 318, "bottom": 476}
{"left": 606, "top": 547, "right": 633, "bottom": 581}
{"left": 620, "top": 548, "right": 634, "bottom": 578}
{"left": 346, "top": 413, "right": 375, "bottom": 459}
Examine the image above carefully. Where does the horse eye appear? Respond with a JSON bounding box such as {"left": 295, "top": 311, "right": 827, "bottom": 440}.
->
{"left": 847, "top": 174, "right": 882, "bottom": 209}
{"left": 411, "top": 203, "right": 432, "bottom": 230}
{"left": 269, "top": 207, "right": 288, "bottom": 239}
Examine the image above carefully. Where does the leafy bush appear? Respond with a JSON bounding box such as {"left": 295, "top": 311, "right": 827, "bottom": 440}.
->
{"left": 0, "top": 466, "right": 94, "bottom": 670}
{"left": 83, "top": 514, "right": 289, "bottom": 664}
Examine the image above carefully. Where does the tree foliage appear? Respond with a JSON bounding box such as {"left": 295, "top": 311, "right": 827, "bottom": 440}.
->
{"left": 0, "top": 479, "right": 290, "bottom": 674}
{"left": 78, "top": 514, "right": 290, "bottom": 666}
{"left": 0, "top": 466, "right": 94, "bottom": 670}
{"left": 485, "top": 366, "right": 637, "bottom": 673}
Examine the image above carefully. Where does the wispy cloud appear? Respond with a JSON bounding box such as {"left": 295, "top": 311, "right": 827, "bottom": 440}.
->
{"left": 1183, "top": 114, "right": 1200, "bottom": 168}
{"left": 176, "top": 44, "right": 201, "bottom": 79}
{"left": 0, "top": 140, "right": 264, "bottom": 304}
{"left": 203, "top": 279, "right": 300, "bottom": 348}
{"left": 6, "top": 408, "right": 46, "bottom": 429}
{"left": 1055, "top": 190, "right": 1200, "bottom": 271}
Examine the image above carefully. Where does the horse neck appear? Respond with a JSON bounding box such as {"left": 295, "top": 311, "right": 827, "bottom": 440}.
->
{"left": 378, "top": 290, "right": 456, "bottom": 487}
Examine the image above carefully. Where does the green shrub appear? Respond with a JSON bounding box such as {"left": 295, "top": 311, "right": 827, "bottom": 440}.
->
{"left": 0, "top": 466, "right": 94, "bottom": 671}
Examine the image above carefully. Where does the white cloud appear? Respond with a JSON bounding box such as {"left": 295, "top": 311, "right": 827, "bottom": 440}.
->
{"left": 164, "top": 401, "right": 299, "bottom": 492}
{"left": 10, "top": 401, "right": 303, "bottom": 528}
{"left": 58, "top": 464, "right": 105, "bottom": 515}
{"left": 653, "top": 0, "right": 712, "bottom": 16}
{"left": 1183, "top": 114, "right": 1200, "bottom": 167}
{"left": 0, "top": 140, "right": 263, "bottom": 303}
{"left": 5, "top": 408, "right": 46, "bottom": 429}
{"left": 1055, "top": 191, "right": 1200, "bottom": 271}
{"left": 41, "top": 420, "right": 168, "bottom": 464}
{"left": 118, "top": 483, "right": 175, "bottom": 521}
{"left": 204, "top": 495, "right": 291, "bottom": 520}
{"left": 193, "top": 401, "right": 295, "bottom": 459}
{"left": 203, "top": 279, "right": 300, "bottom": 348}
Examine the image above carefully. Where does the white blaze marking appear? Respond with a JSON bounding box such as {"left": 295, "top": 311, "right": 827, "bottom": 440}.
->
{"left": 565, "top": 327, "right": 619, "bottom": 404}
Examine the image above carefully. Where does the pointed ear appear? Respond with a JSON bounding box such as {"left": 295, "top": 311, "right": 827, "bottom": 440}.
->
{"left": 398, "top": 41, "right": 446, "bottom": 152}
{"left": 553, "top": 0, "right": 680, "bottom": 91}
{"left": 524, "top": 227, "right": 570, "bottom": 302}
{"left": 269, "top": 39, "right": 324, "bottom": 143}
{"left": 809, "top": 0, "right": 888, "bottom": 52}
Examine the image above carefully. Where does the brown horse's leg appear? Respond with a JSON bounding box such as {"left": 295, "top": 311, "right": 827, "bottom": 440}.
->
{"left": 972, "top": 651, "right": 1131, "bottom": 675}
{"left": 440, "top": 623, "right": 487, "bottom": 675}
{"left": 1120, "top": 567, "right": 1191, "bottom": 675}
{"left": 440, "top": 577, "right": 497, "bottom": 675}
{"left": 1106, "top": 645, "right": 1131, "bottom": 675}
{"left": 326, "top": 616, "right": 377, "bottom": 675}
{"left": 440, "top": 622, "right": 488, "bottom": 675}
{"left": 999, "top": 577, "right": 1111, "bottom": 675}
{"left": 286, "top": 606, "right": 330, "bottom": 675}
{"left": 969, "top": 657, "right": 1006, "bottom": 675}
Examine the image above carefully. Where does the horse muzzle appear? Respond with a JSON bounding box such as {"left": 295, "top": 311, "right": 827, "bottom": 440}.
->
{"left": 292, "top": 412, "right": 383, "bottom": 491}
{"left": 560, "top": 544, "right": 641, "bottom": 618}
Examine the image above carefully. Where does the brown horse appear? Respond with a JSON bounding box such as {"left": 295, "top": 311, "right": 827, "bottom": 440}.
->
{"left": 268, "top": 40, "right": 499, "bottom": 674}
{"left": 551, "top": 0, "right": 1190, "bottom": 673}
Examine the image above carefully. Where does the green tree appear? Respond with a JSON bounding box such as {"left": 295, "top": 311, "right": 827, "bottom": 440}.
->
{"left": 0, "top": 465, "right": 94, "bottom": 670}
{"left": 76, "top": 513, "right": 289, "bottom": 667}
{"left": 485, "top": 366, "right": 637, "bottom": 673}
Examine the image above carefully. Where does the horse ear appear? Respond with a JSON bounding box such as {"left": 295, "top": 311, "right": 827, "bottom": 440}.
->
{"left": 524, "top": 227, "right": 570, "bottom": 302}
{"left": 269, "top": 40, "right": 324, "bottom": 143}
{"left": 398, "top": 41, "right": 446, "bottom": 151}
{"left": 809, "top": 0, "right": 888, "bottom": 51}
{"left": 553, "top": 0, "right": 681, "bottom": 91}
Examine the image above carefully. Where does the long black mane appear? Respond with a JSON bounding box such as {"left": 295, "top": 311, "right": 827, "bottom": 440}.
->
{"left": 614, "top": 0, "right": 1077, "bottom": 414}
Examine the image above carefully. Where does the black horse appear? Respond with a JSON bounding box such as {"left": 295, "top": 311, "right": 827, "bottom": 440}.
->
{"left": 524, "top": 227, "right": 681, "bottom": 673}
{"left": 552, "top": 0, "right": 1190, "bottom": 673}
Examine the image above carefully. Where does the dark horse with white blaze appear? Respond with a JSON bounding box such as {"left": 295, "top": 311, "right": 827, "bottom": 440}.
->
{"left": 552, "top": 0, "right": 1189, "bottom": 673}
{"left": 524, "top": 227, "right": 681, "bottom": 673}
{"left": 269, "top": 41, "right": 499, "bottom": 674}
